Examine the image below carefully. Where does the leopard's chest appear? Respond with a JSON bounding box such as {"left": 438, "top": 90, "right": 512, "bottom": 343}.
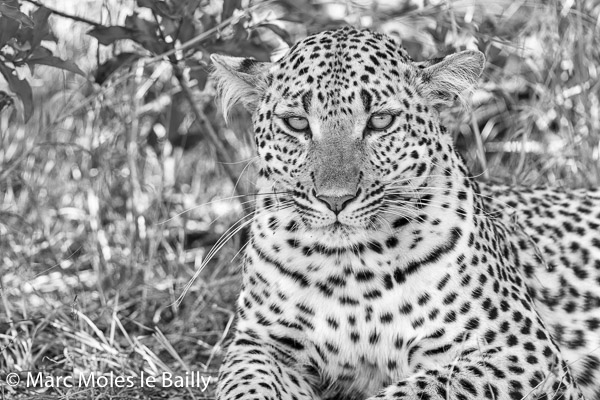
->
{"left": 299, "top": 297, "right": 418, "bottom": 398}
{"left": 244, "top": 213, "right": 482, "bottom": 396}
{"left": 265, "top": 260, "right": 461, "bottom": 399}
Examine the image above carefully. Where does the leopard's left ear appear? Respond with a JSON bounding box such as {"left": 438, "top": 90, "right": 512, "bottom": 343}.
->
{"left": 417, "top": 50, "right": 485, "bottom": 108}
{"left": 210, "top": 54, "right": 272, "bottom": 121}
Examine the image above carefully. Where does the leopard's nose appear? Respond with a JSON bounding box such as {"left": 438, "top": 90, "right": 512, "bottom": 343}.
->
{"left": 317, "top": 194, "right": 356, "bottom": 214}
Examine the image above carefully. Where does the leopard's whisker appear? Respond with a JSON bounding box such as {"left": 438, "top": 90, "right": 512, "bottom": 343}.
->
{"left": 176, "top": 201, "right": 295, "bottom": 305}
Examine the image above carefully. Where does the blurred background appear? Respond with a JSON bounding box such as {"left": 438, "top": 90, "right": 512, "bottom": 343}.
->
{"left": 0, "top": 0, "right": 599, "bottom": 398}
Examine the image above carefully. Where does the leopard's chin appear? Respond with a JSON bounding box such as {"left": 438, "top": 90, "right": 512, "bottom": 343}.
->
{"left": 314, "top": 220, "right": 373, "bottom": 236}
{"left": 330, "top": 221, "right": 350, "bottom": 232}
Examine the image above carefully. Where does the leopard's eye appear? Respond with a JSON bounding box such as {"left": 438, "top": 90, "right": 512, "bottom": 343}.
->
{"left": 284, "top": 116, "right": 309, "bottom": 132}
{"left": 367, "top": 114, "right": 394, "bottom": 130}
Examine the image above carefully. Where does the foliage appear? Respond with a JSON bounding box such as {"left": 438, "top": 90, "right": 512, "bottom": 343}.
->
{"left": 0, "top": 0, "right": 83, "bottom": 121}
{"left": 0, "top": 0, "right": 599, "bottom": 398}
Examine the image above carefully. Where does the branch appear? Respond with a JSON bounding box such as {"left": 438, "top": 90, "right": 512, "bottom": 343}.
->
{"left": 23, "top": 0, "right": 103, "bottom": 27}
{"left": 158, "top": 12, "right": 251, "bottom": 210}
{"left": 172, "top": 65, "right": 250, "bottom": 209}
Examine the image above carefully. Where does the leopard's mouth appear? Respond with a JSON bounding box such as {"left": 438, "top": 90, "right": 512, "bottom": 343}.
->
{"left": 310, "top": 220, "right": 345, "bottom": 230}
{"left": 331, "top": 221, "right": 345, "bottom": 230}
{"left": 321, "top": 220, "right": 358, "bottom": 235}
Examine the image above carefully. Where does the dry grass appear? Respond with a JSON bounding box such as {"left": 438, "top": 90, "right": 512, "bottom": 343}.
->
{"left": 1, "top": 0, "right": 599, "bottom": 398}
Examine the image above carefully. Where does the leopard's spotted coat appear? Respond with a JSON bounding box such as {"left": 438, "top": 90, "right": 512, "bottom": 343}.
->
{"left": 210, "top": 27, "right": 599, "bottom": 400}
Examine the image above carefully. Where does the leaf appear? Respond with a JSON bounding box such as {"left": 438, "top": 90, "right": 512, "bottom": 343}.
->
{"left": 124, "top": 14, "right": 167, "bottom": 53}
{"left": 136, "top": 0, "right": 177, "bottom": 19}
{"left": 27, "top": 54, "right": 85, "bottom": 76}
{"left": 88, "top": 26, "right": 138, "bottom": 45}
{"left": 25, "top": 44, "right": 51, "bottom": 73}
{"left": 276, "top": 14, "right": 307, "bottom": 24}
{"left": 30, "top": 44, "right": 52, "bottom": 58}
{"left": 161, "top": 16, "right": 179, "bottom": 38}
{"left": 221, "top": 0, "right": 241, "bottom": 20}
{"left": 11, "top": 5, "right": 56, "bottom": 55}
{"left": 0, "top": 3, "right": 34, "bottom": 27}
{"left": 177, "top": 16, "right": 195, "bottom": 43}
{"left": 0, "top": 90, "right": 15, "bottom": 114}
{"left": 125, "top": 14, "right": 157, "bottom": 36}
{"left": 0, "top": 63, "right": 33, "bottom": 121}
{"left": 0, "top": 15, "right": 20, "bottom": 47}
{"left": 88, "top": 25, "right": 167, "bottom": 54}
{"left": 185, "top": 59, "right": 208, "bottom": 90}
{"left": 30, "top": 6, "right": 52, "bottom": 48}
{"left": 132, "top": 31, "right": 168, "bottom": 54}
{"left": 257, "top": 23, "right": 293, "bottom": 45}
{"left": 167, "top": 91, "right": 186, "bottom": 144}
{"left": 94, "top": 52, "right": 140, "bottom": 84}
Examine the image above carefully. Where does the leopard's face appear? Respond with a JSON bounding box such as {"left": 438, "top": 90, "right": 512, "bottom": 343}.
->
{"left": 212, "top": 27, "right": 484, "bottom": 232}
{"left": 255, "top": 29, "right": 447, "bottom": 231}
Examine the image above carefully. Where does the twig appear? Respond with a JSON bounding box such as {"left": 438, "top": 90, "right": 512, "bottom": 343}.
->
{"left": 154, "top": 8, "right": 250, "bottom": 207}
{"left": 22, "top": 0, "right": 103, "bottom": 27}
{"left": 153, "top": 8, "right": 250, "bottom": 207}
{"left": 144, "top": 2, "right": 271, "bottom": 64}
{"left": 172, "top": 64, "right": 249, "bottom": 207}
{"left": 470, "top": 115, "right": 489, "bottom": 180}
{"left": 127, "top": 60, "right": 145, "bottom": 263}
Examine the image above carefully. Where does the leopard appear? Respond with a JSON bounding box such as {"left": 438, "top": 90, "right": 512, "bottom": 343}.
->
{"left": 209, "top": 26, "right": 600, "bottom": 400}
{"left": 478, "top": 184, "right": 600, "bottom": 398}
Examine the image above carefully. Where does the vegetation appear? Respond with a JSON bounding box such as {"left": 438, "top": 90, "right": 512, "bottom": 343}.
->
{"left": 0, "top": 0, "right": 598, "bottom": 398}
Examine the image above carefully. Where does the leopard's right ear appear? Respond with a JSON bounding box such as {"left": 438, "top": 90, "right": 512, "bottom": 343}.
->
{"left": 210, "top": 54, "right": 272, "bottom": 121}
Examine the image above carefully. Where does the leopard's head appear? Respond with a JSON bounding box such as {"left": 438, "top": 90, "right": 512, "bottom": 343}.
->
{"left": 212, "top": 27, "right": 484, "bottom": 231}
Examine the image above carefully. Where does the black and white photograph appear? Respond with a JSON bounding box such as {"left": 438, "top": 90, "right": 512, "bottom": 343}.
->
{"left": 1, "top": 0, "right": 599, "bottom": 399}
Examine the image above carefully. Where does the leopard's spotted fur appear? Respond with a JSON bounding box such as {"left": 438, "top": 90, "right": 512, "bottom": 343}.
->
{"left": 210, "top": 27, "right": 599, "bottom": 400}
